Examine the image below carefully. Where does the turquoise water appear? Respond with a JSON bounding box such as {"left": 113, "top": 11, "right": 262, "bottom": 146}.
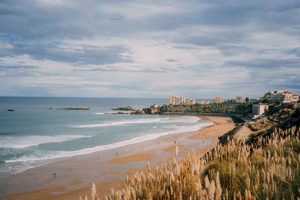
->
{"left": 0, "top": 97, "right": 211, "bottom": 173}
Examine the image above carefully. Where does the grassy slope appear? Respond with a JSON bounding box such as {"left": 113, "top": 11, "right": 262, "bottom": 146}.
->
{"left": 82, "top": 103, "right": 300, "bottom": 200}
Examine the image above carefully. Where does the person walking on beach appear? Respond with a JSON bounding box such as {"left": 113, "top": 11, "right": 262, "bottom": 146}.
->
{"left": 53, "top": 172, "right": 56, "bottom": 180}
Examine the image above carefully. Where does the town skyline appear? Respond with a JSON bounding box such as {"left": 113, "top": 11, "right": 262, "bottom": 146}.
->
{"left": 169, "top": 90, "right": 300, "bottom": 105}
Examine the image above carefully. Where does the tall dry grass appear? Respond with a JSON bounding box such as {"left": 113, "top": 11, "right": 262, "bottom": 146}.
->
{"left": 80, "top": 125, "right": 300, "bottom": 200}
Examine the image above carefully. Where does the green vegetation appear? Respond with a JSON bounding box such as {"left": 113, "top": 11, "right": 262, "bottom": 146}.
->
{"left": 157, "top": 102, "right": 252, "bottom": 115}
{"left": 218, "top": 125, "right": 242, "bottom": 145}
{"left": 205, "top": 133, "right": 300, "bottom": 199}
{"left": 248, "top": 103, "right": 299, "bottom": 139}
{"left": 112, "top": 106, "right": 135, "bottom": 111}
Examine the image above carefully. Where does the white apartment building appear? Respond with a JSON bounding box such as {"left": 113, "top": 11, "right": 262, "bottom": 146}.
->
{"left": 252, "top": 104, "right": 269, "bottom": 116}
{"left": 169, "top": 95, "right": 196, "bottom": 105}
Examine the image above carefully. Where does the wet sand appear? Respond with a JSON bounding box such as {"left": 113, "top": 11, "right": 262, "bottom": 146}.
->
{"left": 190, "top": 116, "right": 236, "bottom": 140}
{"left": 108, "top": 153, "right": 154, "bottom": 164}
{"left": 163, "top": 144, "right": 183, "bottom": 153}
{"left": 1, "top": 115, "right": 235, "bottom": 200}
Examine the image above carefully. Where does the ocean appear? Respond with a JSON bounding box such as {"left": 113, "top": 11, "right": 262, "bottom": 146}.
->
{"left": 0, "top": 97, "right": 212, "bottom": 174}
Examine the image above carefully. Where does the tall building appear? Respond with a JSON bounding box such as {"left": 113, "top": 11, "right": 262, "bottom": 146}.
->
{"left": 235, "top": 96, "right": 244, "bottom": 103}
{"left": 185, "top": 98, "right": 196, "bottom": 105}
{"left": 214, "top": 96, "right": 224, "bottom": 104}
{"left": 169, "top": 95, "right": 196, "bottom": 105}
{"left": 169, "top": 95, "right": 179, "bottom": 105}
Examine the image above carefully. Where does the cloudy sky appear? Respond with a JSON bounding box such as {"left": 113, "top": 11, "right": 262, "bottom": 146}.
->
{"left": 0, "top": 0, "right": 299, "bottom": 98}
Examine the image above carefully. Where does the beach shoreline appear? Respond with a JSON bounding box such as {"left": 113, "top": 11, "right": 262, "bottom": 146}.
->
{"left": 1, "top": 115, "right": 236, "bottom": 200}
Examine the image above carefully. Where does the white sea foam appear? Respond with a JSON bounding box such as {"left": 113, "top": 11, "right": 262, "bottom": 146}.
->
{"left": 0, "top": 135, "right": 91, "bottom": 149}
{"left": 72, "top": 117, "right": 170, "bottom": 128}
{"left": 94, "top": 112, "right": 105, "bottom": 115}
{"left": 6, "top": 120, "right": 213, "bottom": 163}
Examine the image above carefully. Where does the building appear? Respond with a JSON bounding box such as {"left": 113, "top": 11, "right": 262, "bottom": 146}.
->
{"left": 261, "top": 90, "right": 300, "bottom": 103}
{"left": 198, "top": 100, "right": 210, "bottom": 105}
{"left": 235, "top": 96, "right": 244, "bottom": 103}
{"left": 214, "top": 96, "right": 224, "bottom": 104}
{"left": 170, "top": 95, "right": 182, "bottom": 105}
{"left": 282, "top": 91, "right": 300, "bottom": 103}
{"left": 185, "top": 98, "right": 196, "bottom": 105}
{"left": 268, "top": 90, "right": 285, "bottom": 103}
{"left": 170, "top": 95, "right": 183, "bottom": 105}
{"left": 252, "top": 104, "right": 269, "bottom": 116}
{"left": 169, "top": 95, "right": 196, "bottom": 105}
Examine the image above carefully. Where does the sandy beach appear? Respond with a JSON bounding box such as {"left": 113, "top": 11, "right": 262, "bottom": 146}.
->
{"left": 1, "top": 116, "right": 236, "bottom": 200}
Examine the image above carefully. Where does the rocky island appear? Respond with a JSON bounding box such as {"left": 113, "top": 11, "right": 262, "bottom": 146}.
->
{"left": 57, "top": 107, "right": 90, "bottom": 111}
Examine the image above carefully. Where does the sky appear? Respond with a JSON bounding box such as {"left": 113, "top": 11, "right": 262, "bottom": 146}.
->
{"left": 0, "top": 0, "right": 300, "bottom": 98}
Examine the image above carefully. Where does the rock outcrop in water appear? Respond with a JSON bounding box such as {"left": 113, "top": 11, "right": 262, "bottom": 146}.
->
{"left": 57, "top": 107, "right": 90, "bottom": 111}
{"left": 112, "top": 106, "right": 135, "bottom": 111}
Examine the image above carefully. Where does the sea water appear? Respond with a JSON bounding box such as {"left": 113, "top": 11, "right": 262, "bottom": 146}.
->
{"left": 0, "top": 97, "right": 212, "bottom": 173}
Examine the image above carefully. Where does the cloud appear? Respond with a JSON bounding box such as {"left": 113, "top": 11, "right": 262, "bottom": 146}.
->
{"left": 1, "top": 40, "right": 131, "bottom": 65}
{"left": 0, "top": 0, "right": 299, "bottom": 98}
{"left": 226, "top": 58, "right": 300, "bottom": 68}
